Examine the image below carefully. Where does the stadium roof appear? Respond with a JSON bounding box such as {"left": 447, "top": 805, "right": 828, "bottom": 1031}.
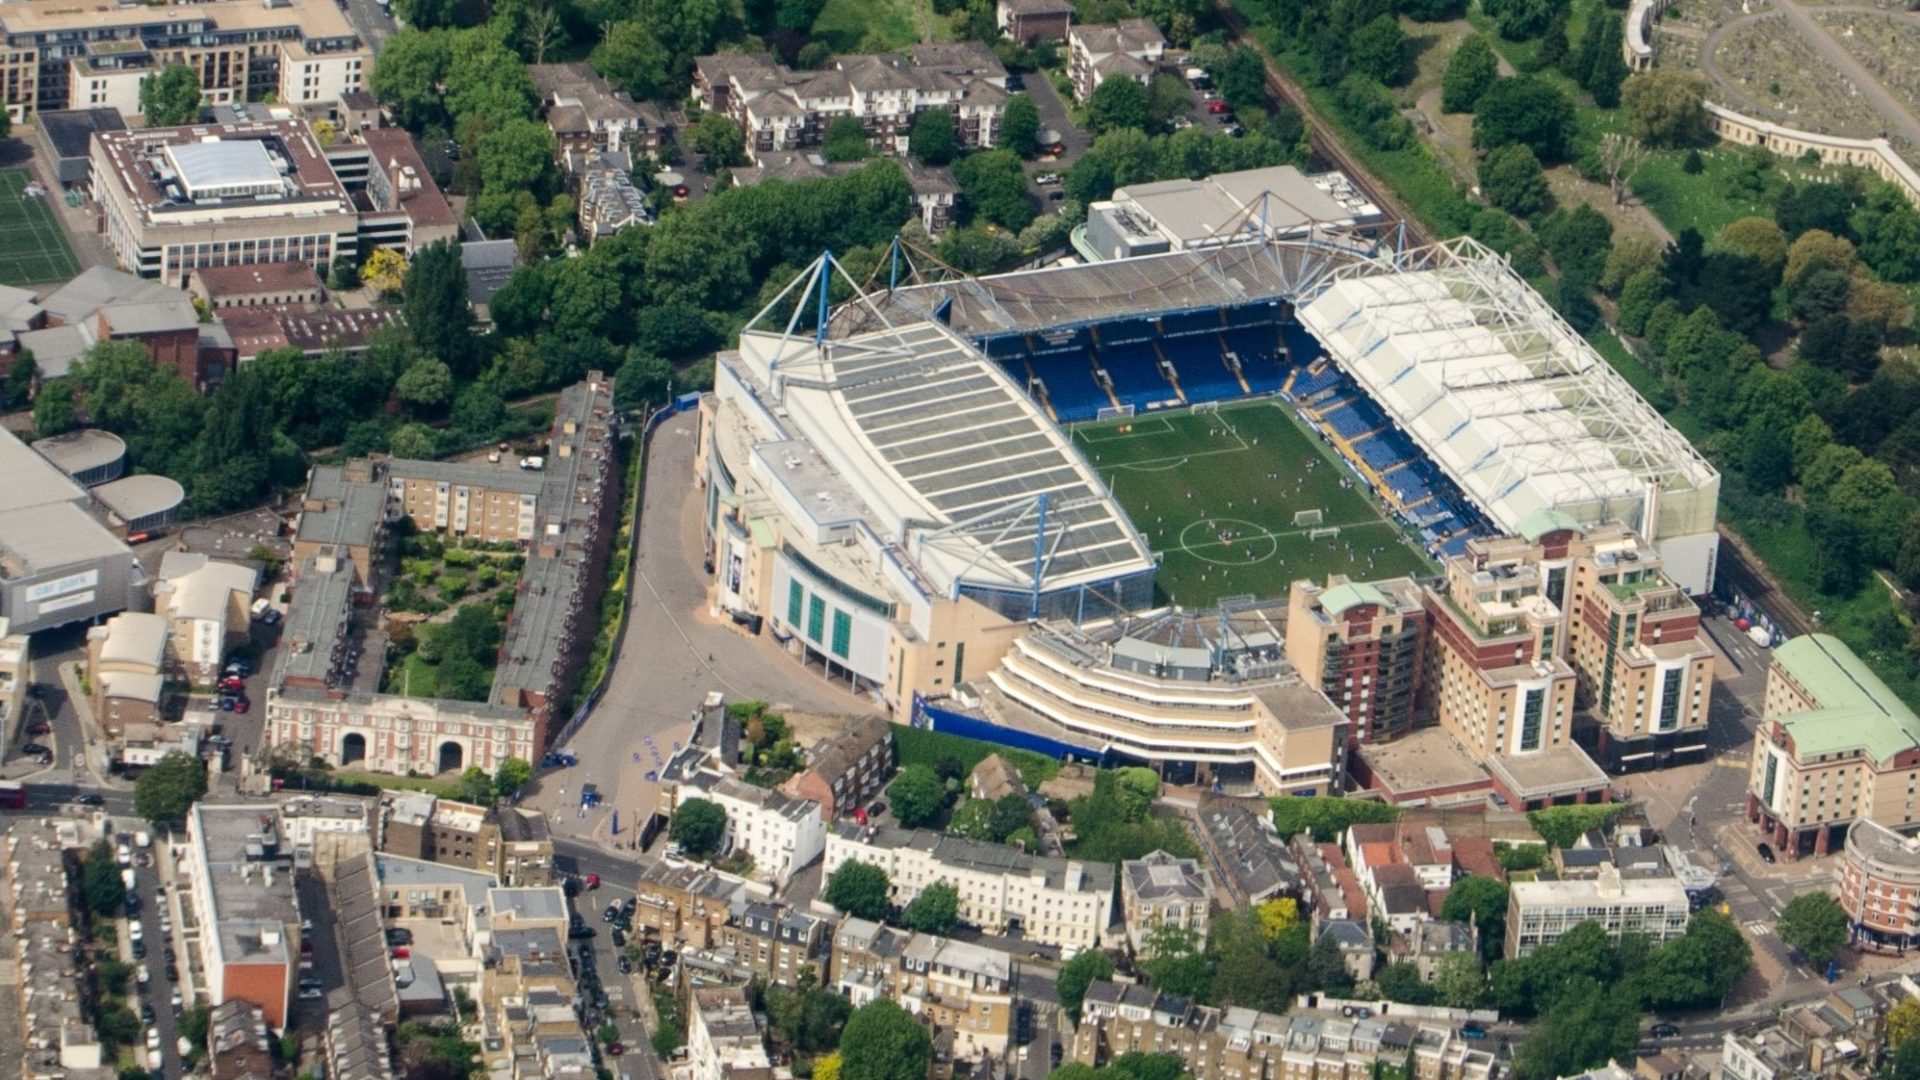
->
{"left": 731, "top": 260, "right": 1155, "bottom": 598}
{"left": 835, "top": 234, "right": 1378, "bottom": 340}
{"left": 1297, "top": 237, "right": 1717, "bottom": 543}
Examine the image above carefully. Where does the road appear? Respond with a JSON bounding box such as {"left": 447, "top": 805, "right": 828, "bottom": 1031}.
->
{"left": 555, "top": 840, "right": 665, "bottom": 1080}
{"left": 128, "top": 850, "right": 188, "bottom": 1077}
{"left": 525, "top": 411, "right": 869, "bottom": 850}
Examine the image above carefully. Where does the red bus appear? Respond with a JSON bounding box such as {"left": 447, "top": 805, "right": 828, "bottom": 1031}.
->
{"left": 0, "top": 781, "right": 25, "bottom": 809}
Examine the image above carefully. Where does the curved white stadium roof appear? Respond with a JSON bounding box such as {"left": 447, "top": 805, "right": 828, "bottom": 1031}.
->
{"left": 1297, "top": 237, "right": 1717, "bottom": 542}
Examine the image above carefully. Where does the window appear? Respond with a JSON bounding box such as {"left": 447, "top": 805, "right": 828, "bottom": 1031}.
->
{"left": 831, "top": 610, "right": 851, "bottom": 659}
{"left": 788, "top": 580, "right": 804, "bottom": 625}
{"left": 807, "top": 596, "right": 826, "bottom": 642}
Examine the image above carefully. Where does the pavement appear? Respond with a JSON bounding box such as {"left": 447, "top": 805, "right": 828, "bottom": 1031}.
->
{"left": 521, "top": 410, "right": 871, "bottom": 852}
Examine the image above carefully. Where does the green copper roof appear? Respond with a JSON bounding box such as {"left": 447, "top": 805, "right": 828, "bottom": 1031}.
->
{"left": 1319, "top": 581, "right": 1391, "bottom": 616}
{"left": 1773, "top": 634, "right": 1920, "bottom": 762}
{"left": 1515, "top": 508, "right": 1583, "bottom": 543}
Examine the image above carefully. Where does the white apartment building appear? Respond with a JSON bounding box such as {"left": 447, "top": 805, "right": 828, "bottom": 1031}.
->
{"left": 1066, "top": 19, "right": 1166, "bottom": 100}
{"left": 152, "top": 553, "right": 258, "bottom": 686}
{"left": 688, "top": 987, "right": 772, "bottom": 1080}
{"left": 276, "top": 794, "right": 371, "bottom": 849}
{"left": 674, "top": 771, "right": 827, "bottom": 888}
{"left": 1504, "top": 863, "right": 1691, "bottom": 957}
{"left": 824, "top": 824, "right": 1114, "bottom": 953}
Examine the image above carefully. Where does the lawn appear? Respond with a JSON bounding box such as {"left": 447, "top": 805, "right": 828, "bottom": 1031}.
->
{"left": 1070, "top": 400, "right": 1435, "bottom": 607}
{"left": 0, "top": 168, "right": 80, "bottom": 286}
{"left": 811, "top": 0, "right": 928, "bottom": 52}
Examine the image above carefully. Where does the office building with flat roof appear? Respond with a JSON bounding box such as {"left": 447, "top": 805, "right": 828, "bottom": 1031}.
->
{"left": 1505, "top": 862, "right": 1690, "bottom": 957}
{"left": 184, "top": 803, "right": 303, "bottom": 1029}
{"left": 92, "top": 119, "right": 357, "bottom": 286}
{"left": 0, "top": 426, "right": 137, "bottom": 635}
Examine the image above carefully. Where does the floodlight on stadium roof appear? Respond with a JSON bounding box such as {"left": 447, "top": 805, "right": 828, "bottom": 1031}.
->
{"left": 728, "top": 252, "right": 1157, "bottom": 610}
{"left": 1297, "top": 235, "right": 1719, "bottom": 558}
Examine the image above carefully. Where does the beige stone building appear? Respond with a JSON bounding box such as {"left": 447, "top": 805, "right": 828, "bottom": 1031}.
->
{"left": 1286, "top": 576, "right": 1428, "bottom": 744}
{"left": 1748, "top": 634, "right": 1920, "bottom": 860}
{"left": 688, "top": 987, "right": 773, "bottom": 1080}
{"left": 1073, "top": 980, "right": 1499, "bottom": 1080}
{"left": 152, "top": 553, "right": 258, "bottom": 686}
{"left": 1120, "top": 850, "right": 1212, "bottom": 953}
{"left": 630, "top": 856, "right": 764, "bottom": 949}
{"left": 86, "top": 610, "right": 170, "bottom": 732}
{"left": 940, "top": 602, "right": 1350, "bottom": 795}
{"left": 377, "top": 791, "right": 555, "bottom": 886}
{"left": 0, "top": 0, "right": 369, "bottom": 121}
{"left": 385, "top": 460, "right": 545, "bottom": 544}
{"left": 828, "top": 918, "right": 1018, "bottom": 1060}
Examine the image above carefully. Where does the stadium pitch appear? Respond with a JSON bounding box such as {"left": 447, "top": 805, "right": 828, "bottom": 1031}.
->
{"left": 1073, "top": 400, "right": 1435, "bottom": 608}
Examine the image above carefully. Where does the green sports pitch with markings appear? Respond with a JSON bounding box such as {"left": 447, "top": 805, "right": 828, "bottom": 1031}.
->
{"left": 1071, "top": 400, "right": 1435, "bottom": 608}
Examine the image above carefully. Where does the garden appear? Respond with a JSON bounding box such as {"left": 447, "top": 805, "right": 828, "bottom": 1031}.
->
{"left": 383, "top": 526, "right": 523, "bottom": 701}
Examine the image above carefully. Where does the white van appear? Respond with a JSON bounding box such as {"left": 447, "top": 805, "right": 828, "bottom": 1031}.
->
{"left": 134, "top": 831, "right": 151, "bottom": 850}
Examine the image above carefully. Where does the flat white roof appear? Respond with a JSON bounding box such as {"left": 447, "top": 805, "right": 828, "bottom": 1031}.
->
{"left": 165, "top": 139, "right": 281, "bottom": 199}
{"left": 1297, "top": 238, "right": 1716, "bottom": 541}
{"left": 730, "top": 316, "right": 1155, "bottom": 596}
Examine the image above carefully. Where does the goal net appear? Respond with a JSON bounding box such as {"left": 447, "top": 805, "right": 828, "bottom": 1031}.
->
{"left": 1096, "top": 404, "right": 1137, "bottom": 421}
{"left": 1309, "top": 526, "right": 1342, "bottom": 541}
{"left": 1292, "top": 509, "right": 1325, "bottom": 527}
{"left": 1191, "top": 401, "right": 1221, "bottom": 415}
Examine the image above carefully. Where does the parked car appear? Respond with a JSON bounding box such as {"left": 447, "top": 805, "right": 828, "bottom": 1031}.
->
{"left": 76, "top": 793, "right": 104, "bottom": 806}
{"left": 132, "top": 939, "right": 146, "bottom": 959}
{"left": 585, "top": 873, "right": 601, "bottom": 890}
{"left": 20, "top": 742, "right": 50, "bottom": 757}
{"left": 1460, "top": 1025, "right": 1487, "bottom": 1040}
{"left": 137, "top": 964, "right": 151, "bottom": 985}
{"left": 218, "top": 676, "right": 245, "bottom": 692}
{"left": 1757, "top": 842, "right": 1776, "bottom": 863}
{"left": 140, "top": 1002, "right": 155, "bottom": 1025}
{"left": 1034, "top": 172, "right": 1061, "bottom": 185}
{"left": 300, "top": 986, "right": 324, "bottom": 1000}
{"left": 25, "top": 721, "right": 50, "bottom": 735}
{"left": 1207, "top": 99, "right": 1232, "bottom": 114}
{"left": 1651, "top": 1024, "right": 1680, "bottom": 1039}
{"left": 146, "top": 1028, "right": 161, "bottom": 1051}
{"left": 606, "top": 1043, "right": 625, "bottom": 1057}
{"left": 231, "top": 698, "right": 249, "bottom": 714}
{"left": 618, "top": 955, "right": 633, "bottom": 974}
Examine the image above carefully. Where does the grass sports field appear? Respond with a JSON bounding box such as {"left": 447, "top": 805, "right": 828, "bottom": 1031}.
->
{"left": 0, "top": 168, "right": 79, "bottom": 286}
{"left": 1072, "top": 400, "right": 1435, "bottom": 607}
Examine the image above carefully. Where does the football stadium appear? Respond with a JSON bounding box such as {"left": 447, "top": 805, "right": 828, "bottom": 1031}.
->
{"left": 699, "top": 222, "right": 1719, "bottom": 717}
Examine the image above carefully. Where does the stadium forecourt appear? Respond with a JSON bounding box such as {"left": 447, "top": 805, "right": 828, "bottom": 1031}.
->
{"left": 697, "top": 214, "right": 1720, "bottom": 793}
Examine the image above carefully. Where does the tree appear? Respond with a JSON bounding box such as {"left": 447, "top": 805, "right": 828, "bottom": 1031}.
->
{"left": 1306, "top": 929, "right": 1354, "bottom": 993}
{"left": 1888, "top": 997, "right": 1920, "bottom": 1050}
{"left": 822, "top": 116, "right": 874, "bottom": 162}
{"left": 953, "top": 149, "right": 1035, "bottom": 231}
{"left": 776, "top": 0, "right": 828, "bottom": 31}
{"left": 670, "top": 798, "right": 729, "bottom": 858}
{"left": 1776, "top": 891, "right": 1849, "bottom": 964}
{"left": 1255, "top": 898, "right": 1300, "bottom": 940}
{"left": 901, "top": 881, "right": 960, "bottom": 934}
{"left": 1622, "top": 69, "right": 1708, "bottom": 147}
{"left": 592, "top": 20, "right": 673, "bottom": 102}
{"left": 1441, "top": 876, "right": 1511, "bottom": 962}
{"left": 909, "top": 107, "right": 958, "bottom": 165}
{"left": 476, "top": 117, "right": 557, "bottom": 197}
{"left": 1513, "top": 976, "right": 1640, "bottom": 1080}
{"left": 1479, "top": 144, "right": 1551, "bottom": 217}
{"left": 1778, "top": 180, "right": 1857, "bottom": 239}
{"left": 1482, "top": 0, "right": 1558, "bottom": 39}
{"left": 1058, "top": 948, "right": 1115, "bottom": 1022}
{"left": 614, "top": 351, "right": 674, "bottom": 412}
{"left": 840, "top": 1000, "right": 932, "bottom": 1080}
{"left": 402, "top": 240, "right": 476, "bottom": 376}
{"left": 1527, "top": 804, "right": 1624, "bottom": 847}
{"left": 825, "top": 860, "right": 892, "bottom": 920}
{"left": 83, "top": 839, "right": 127, "bottom": 916}
{"left": 363, "top": 248, "right": 408, "bottom": 295}
{"left": 1269, "top": 796, "right": 1400, "bottom": 841}
{"left": 134, "top": 752, "right": 208, "bottom": 824}
{"left": 396, "top": 358, "right": 454, "bottom": 415}
{"left": 1350, "top": 15, "right": 1410, "bottom": 85}
{"left": 31, "top": 378, "right": 75, "bottom": 436}
{"left": 1785, "top": 229, "right": 1858, "bottom": 293}
{"left": 1442, "top": 35, "right": 1498, "bottom": 113}
{"left": 1852, "top": 182, "right": 1920, "bottom": 282}
{"left": 1434, "top": 951, "right": 1486, "bottom": 1008}
{"left": 815, "top": 1054, "right": 843, "bottom": 1080}
{"left": 1212, "top": 47, "right": 1269, "bottom": 112}
{"left": 494, "top": 758, "right": 532, "bottom": 799}
{"left": 1576, "top": 14, "right": 1627, "bottom": 105}
{"left": 3, "top": 351, "right": 35, "bottom": 410}
{"left": 1538, "top": 204, "right": 1614, "bottom": 281}
{"left": 886, "top": 763, "right": 949, "bottom": 828}
{"left": 689, "top": 111, "right": 747, "bottom": 168}
{"left": 1595, "top": 132, "right": 1648, "bottom": 207}
{"left": 1472, "top": 76, "right": 1576, "bottom": 162}
{"left": 370, "top": 30, "right": 453, "bottom": 130}
{"left": 140, "top": 64, "right": 202, "bottom": 126}
{"left": 1140, "top": 925, "right": 1212, "bottom": 999}
{"left": 1378, "top": 961, "right": 1438, "bottom": 1004}
{"left": 1001, "top": 93, "right": 1040, "bottom": 157}
{"left": 1088, "top": 77, "right": 1151, "bottom": 135}
{"left": 1718, "top": 216, "right": 1790, "bottom": 281}
{"left": 1643, "top": 909, "right": 1751, "bottom": 1010}
{"left": 456, "top": 765, "right": 494, "bottom": 804}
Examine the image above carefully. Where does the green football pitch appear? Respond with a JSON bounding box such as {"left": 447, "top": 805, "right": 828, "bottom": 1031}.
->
{"left": 1071, "top": 400, "right": 1435, "bottom": 608}
{"left": 0, "top": 168, "right": 79, "bottom": 286}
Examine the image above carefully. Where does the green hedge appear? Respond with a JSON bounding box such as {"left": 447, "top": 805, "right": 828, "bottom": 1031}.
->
{"left": 891, "top": 724, "right": 1061, "bottom": 787}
